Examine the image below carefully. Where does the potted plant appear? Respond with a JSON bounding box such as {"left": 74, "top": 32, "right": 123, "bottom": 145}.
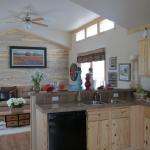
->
{"left": 134, "top": 86, "right": 147, "bottom": 100}
{"left": 31, "top": 71, "right": 43, "bottom": 92}
{"left": 7, "top": 97, "right": 26, "bottom": 112}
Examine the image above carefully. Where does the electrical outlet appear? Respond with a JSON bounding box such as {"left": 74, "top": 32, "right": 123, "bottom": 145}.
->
{"left": 51, "top": 96, "right": 59, "bottom": 102}
{"left": 113, "top": 93, "right": 119, "bottom": 98}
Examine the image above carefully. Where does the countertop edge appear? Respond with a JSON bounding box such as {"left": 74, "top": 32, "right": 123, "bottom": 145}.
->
{"left": 35, "top": 101, "right": 148, "bottom": 114}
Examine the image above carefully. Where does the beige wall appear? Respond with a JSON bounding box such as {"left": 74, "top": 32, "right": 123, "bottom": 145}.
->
{"left": 69, "top": 25, "right": 150, "bottom": 90}
{"left": 0, "top": 29, "right": 69, "bottom": 86}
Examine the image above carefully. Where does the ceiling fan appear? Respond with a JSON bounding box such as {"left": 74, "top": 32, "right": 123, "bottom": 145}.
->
{"left": 19, "top": 11, "right": 48, "bottom": 29}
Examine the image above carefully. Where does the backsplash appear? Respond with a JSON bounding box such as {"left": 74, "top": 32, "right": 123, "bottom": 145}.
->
{"left": 32, "top": 89, "right": 135, "bottom": 105}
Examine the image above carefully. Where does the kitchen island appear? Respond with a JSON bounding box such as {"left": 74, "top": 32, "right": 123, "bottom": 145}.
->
{"left": 31, "top": 91, "right": 150, "bottom": 150}
{"left": 36, "top": 102, "right": 150, "bottom": 150}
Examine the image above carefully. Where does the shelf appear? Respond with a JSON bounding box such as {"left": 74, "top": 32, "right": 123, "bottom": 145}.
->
{"left": 0, "top": 125, "right": 31, "bottom": 136}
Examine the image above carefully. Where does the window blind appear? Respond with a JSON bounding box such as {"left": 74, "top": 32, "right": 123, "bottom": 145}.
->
{"left": 77, "top": 48, "right": 105, "bottom": 63}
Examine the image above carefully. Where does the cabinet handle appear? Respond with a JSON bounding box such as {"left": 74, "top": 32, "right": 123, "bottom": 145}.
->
{"left": 114, "top": 133, "right": 117, "bottom": 136}
{"left": 146, "top": 126, "right": 148, "bottom": 130}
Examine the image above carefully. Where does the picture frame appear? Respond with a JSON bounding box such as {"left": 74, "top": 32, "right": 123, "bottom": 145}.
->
{"left": 119, "top": 63, "right": 131, "bottom": 81}
{"left": 9, "top": 46, "right": 47, "bottom": 68}
{"left": 108, "top": 72, "right": 117, "bottom": 87}
{"left": 109, "top": 57, "right": 117, "bottom": 70}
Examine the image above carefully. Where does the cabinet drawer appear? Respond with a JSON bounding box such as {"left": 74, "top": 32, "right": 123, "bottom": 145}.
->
{"left": 6, "top": 115, "right": 18, "bottom": 121}
{"left": 19, "top": 113, "right": 30, "bottom": 120}
{"left": 0, "top": 116, "right": 5, "bottom": 122}
{"left": 112, "top": 108, "right": 129, "bottom": 119}
{"left": 88, "top": 110, "right": 109, "bottom": 121}
{"left": 6, "top": 121, "right": 18, "bottom": 127}
{"left": 19, "top": 120, "right": 30, "bottom": 126}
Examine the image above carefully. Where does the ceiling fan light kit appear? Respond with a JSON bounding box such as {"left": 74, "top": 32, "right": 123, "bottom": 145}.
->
{"left": 24, "top": 21, "right": 32, "bottom": 30}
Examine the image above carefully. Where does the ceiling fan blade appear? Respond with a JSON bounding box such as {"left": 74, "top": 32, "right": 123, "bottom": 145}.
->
{"left": 0, "top": 17, "right": 23, "bottom": 24}
{"left": 31, "top": 17, "right": 44, "bottom": 22}
{"left": 32, "top": 21, "right": 48, "bottom": 27}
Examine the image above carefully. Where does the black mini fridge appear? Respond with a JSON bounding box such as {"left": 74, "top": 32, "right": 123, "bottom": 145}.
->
{"left": 48, "top": 111, "right": 86, "bottom": 150}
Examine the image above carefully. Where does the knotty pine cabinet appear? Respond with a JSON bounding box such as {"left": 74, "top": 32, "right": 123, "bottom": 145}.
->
{"left": 139, "top": 38, "right": 150, "bottom": 76}
{"left": 87, "top": 109, "right": 110, "bottom": 150}
{"left": 87, "top": 107, "right": 130, "bottom": 150}
{"left": 111, "top": 108, "right": 130, "bottom": 150}
{"left": 35, "top": 105, "right": 150, "bottom": 150}
{"left": 144, "top": 107, "right": 150, "bottom": 149}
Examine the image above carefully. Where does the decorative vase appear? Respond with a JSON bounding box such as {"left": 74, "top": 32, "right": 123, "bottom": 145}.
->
{"left": 85, "top": 73, "right": 91, "bottom": 90}
{"left": 33, "top": 83, "right": 41, "bottom": 93}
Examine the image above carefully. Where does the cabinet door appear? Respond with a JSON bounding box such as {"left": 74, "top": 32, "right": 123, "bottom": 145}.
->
{"left": 112, "top": 118, "right": 130, "bottom": 150}
{"left": 139, "top": 39, "right": 150, "bottom": 76}
{"left": 87, "top": 120, "right": 109, "bottom": 150}
{"left": 98, "top": 120, "right": 109, "bottom": 150}
{"left": 87, "top": 121, "right": 99, "bottom": 150}
{"left": 144, "top": 117, "right": 150, "bottom": 149}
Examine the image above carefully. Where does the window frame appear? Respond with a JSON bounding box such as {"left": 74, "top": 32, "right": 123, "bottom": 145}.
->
{"left": 75, "top": 18, "right": 115, "bottom": 42}
{"left": 99, "top": 19, "right": 115, "bottom": 33}
{"left": 75, "top": 29, "right": 86, "bottom": 42}
{"left": 86, "top": 23, "right": 98, "bottom": 38}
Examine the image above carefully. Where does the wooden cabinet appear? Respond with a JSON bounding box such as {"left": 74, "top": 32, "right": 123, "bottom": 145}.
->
{"left": 111, "top": 108, "right": 130, "bottom": 150}
{"left": 5, "top": 113, "right": 30, "bottom": 127}
{"left": 111, "top": 118, "right": 130, "bottom": 150}
{"left": 144, "top": 107, "right": 150, "bottom": 149}
{"left": 87, "top": 109, "right": 110, "bottom": 150}
{"left": 87, "top": 107, "right": 130, "bottom": 150}
{"left": 139, "top": 38, "right": 150, "bottom": 76}
{"left": 130, "top": 106, "right": 144, "bottom": 150}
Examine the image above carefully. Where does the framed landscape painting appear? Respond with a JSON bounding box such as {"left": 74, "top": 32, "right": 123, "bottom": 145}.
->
{"left": 119, "top": 63, "right": 131, "bottom": 81}
{"left": 9, "top": 46, "right": 47, "bottom": 68}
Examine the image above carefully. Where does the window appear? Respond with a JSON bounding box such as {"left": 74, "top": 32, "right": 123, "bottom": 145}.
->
{"left": 93, "top": 61, "right": 105, "bottom": 88}
{"left": 81, "top": 61, "right": 105, "bottom": 89}
{"left": 75, "top": 18, "right": 115, "bottom": 42}
{"left": 86, "top": 24, "right": 98, "bottom": 38}
{"left": 99, "top": 19, "right": 115, "bottom": 32}
{"left": 75, "top": 29, "right": 85, "bottom": 42}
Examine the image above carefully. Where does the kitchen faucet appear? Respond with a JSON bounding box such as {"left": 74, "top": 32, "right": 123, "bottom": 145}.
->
{"left": 94, "top": 92, "right": 102, "bottom": 102}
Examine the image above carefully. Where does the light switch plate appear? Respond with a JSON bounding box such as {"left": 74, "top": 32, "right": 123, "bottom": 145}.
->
{"left": 113, "top": 93, "right": 119, "bottom": 97}
{"left": 51, "top": 96, "right": 59, "bottom": 102}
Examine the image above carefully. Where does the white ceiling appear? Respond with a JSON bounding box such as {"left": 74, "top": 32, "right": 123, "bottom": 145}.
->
{"left": 0, "top": 0, "right": 99, "bottom": 32}
{"left": 71, "top": 0, "right": 150, "bottom": 29}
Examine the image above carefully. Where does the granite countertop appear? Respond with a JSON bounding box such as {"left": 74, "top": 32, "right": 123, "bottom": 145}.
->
{"left": 36, "top": 99, "right": 150, "bottom": 113}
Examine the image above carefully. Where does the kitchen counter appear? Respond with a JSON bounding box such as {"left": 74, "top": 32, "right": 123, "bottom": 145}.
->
{"left": 36, "top": 100, "right": 149, "bottom": 113}
{"left": 0, "top": 104, "right": 30, "bottom": 115}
